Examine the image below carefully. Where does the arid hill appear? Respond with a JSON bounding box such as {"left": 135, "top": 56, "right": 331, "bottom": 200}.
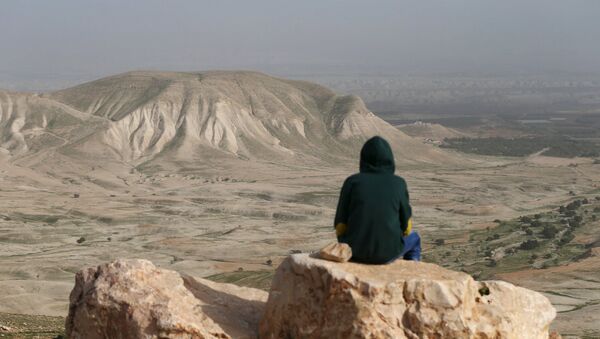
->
{"left": 1, "top": 71, "right": 451, "bottom": 174}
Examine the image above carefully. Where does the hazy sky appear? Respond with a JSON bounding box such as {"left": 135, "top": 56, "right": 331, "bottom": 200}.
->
{"left": 1, "top": 0, "right": 599, "bottom": 88}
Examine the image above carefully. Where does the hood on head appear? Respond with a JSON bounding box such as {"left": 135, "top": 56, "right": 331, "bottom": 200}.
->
{"left": 359, "top": 136, "right": 395, "bottom": 174}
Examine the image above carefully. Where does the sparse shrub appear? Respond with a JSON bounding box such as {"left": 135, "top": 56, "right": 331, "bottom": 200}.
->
{"left": 486, "top": 259, "right": 497, "bottom": 267}
{"left": 525, "top": 228, "right": 534, "bottom": 235}
{"left": 519, "top": 239, "right": 540, "bottom": 250}
{"left": 542, "top": 225, "right": 558, "bottom": 238}
{"left": 520, "top": 216, "right": 532, "bottom": 223}
{"left": 559, "top": 232, "right": 575, "bottom": 245}
{"left": 434, "top": 239, "right": 445, "bottom": 246}
{"left": 531, "top": 220, "right": 543, "bottom": 227}
{"left": 582, "top": 198, "right": 590, "bottom": 204}
{"left": 567, "top": 201, "right": 581, "bottom": 210}
{"left": 492, "top": 233, "right": 500, "bottom": 240}
{"left": 574, "top": 215, "right": 583, "bottom": 222}
{"left": 76, "top": 237, "right": 86, "bottom": 244}
{"left": 44, "top": 216, "right": 59, "bottom": 224}
{"left": 543, "top": 253, "right": 552, "bottom": 259}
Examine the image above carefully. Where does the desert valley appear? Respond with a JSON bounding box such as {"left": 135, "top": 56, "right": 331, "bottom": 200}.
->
{"left": 0, "top": 71, "right": 599, "bottom": 337}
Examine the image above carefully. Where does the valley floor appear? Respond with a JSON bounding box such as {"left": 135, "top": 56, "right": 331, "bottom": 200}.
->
{"left": 1, "top": 153, "right": 599, "bottom": 337}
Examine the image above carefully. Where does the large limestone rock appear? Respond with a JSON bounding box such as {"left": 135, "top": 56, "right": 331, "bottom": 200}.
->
{"left": 259, "top": 254, "right": 557, "bottom": 339}
{"left": 66, "top": 259, "right": 267, "bottom": 339}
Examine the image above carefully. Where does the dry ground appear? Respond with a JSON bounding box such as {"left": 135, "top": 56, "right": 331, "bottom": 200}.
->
{"left": 1, "top": 152, "right": 599, "bottom": 337}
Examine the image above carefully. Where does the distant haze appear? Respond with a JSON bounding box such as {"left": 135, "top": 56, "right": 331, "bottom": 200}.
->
{"left": 1, "top": 0, "right": 600, "bottom": 90}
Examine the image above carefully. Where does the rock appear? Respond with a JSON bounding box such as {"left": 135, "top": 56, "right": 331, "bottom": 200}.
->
{"left": 259, "top": 254, "right": 556, "bottom": 339}
{"left": 549, "top": 331, "right": 563, "bottom": 339}
{"left": 66, "top": 259, "right": 267, "bottom": 339}
{"left": 318, "top": 242, "right": 352, "bottom": 262}
{"left": 0, "top": 325, "right": 12, "bottom": 332}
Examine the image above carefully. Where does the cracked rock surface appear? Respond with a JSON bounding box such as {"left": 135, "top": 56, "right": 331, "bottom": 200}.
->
{"left": 66, "top": 259, "right": 267, "bottom": 339}
{"left": 260, "top": 254, "right": 556, "bottom": 339}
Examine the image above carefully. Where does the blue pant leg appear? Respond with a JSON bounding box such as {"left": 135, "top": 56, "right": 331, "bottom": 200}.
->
{"left": 401, "top": 232, "right": 421, "bottom": 261}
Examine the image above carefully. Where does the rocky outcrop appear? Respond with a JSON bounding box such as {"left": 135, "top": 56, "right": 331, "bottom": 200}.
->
{"left": 259, "top": 254, "right": 557, "bottom": 339}
{"left": 66, "top": 256, "right": 557, "bottom": 339}
{"left": 65, "top": 259, "right": 267, "bottom": 339}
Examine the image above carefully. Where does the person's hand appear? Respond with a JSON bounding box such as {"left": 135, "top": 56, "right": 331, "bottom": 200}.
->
{"left": 404, "top": 218, "right": 413, "bottom": 236}
{"left": 335, "top": 223, "right": 347, "bottom": 236}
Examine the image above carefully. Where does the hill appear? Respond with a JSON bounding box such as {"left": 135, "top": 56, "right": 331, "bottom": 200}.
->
{"left": 397, "top": 121, "right": 466, "bottom": 142}
{"left": 2, "top": 71, "right": 450, "bottom": 172}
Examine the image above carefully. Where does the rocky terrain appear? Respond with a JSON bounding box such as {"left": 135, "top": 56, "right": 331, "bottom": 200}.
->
{"left": 0, "top": 71, "right": 599, "bottom": 337}
{"left": 63, "top": 257, "right": 556, "bottom": 339}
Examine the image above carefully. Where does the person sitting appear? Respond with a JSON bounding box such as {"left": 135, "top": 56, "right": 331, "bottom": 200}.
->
{"left": 334, "top": 136, "right": 421, "bottom": 264}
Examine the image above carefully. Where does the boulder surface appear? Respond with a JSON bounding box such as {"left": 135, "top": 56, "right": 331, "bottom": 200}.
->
{"left": 65, "top": 259, "right": 267, "bottom": 339}
{"left": 259, "top": 254, "right": 557, "bottom": 339}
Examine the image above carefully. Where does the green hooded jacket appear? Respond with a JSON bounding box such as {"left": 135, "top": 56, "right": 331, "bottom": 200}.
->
{"left": 334, "top": 136, "right": 412, "bottom": 264}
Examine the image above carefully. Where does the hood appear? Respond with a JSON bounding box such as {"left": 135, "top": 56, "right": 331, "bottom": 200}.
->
{"left": 359, "top": 136, "right": 395, "bottom": 174}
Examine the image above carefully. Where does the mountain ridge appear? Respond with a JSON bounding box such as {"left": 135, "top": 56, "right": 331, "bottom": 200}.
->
{"left": 1, "top": 71, "right": 452, "bottom": 170}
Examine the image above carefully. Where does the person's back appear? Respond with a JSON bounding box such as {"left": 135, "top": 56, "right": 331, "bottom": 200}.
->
{"left": 334, "top": 136, "right": 420, "bottom": 264}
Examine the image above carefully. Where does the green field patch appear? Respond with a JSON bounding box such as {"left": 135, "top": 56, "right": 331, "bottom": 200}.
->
{"left": 442, "top": 136, "right": 600, "bottom": 158}
{"left": 0, "top": 312, "right": 64, "bottom": 338}
{"left": 426, "top": 197, "right": 600, "bottom": 279}
{"left": 205, "top": 270, "right": 274, "bottom": 291}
